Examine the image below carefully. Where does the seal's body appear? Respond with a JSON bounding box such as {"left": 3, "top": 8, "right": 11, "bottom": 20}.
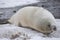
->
{"left": 8, "top": 6, "right": 56, "bottom": 35}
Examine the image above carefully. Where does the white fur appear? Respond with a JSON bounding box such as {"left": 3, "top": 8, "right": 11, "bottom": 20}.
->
{"left": 8, "top": 6, "right": 56, "bottom": 34}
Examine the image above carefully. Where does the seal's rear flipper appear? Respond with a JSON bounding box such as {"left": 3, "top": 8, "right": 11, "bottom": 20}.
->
{"left": 0, "top": 20, "right": 11, "bottom": 24}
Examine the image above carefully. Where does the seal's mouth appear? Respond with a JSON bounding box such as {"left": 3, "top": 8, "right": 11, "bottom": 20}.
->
{"left": 42, "top": 31, "right": 53, "bottom": 36}
{"left": 43, "top": 33, "right": 51, "bottom": 35}
{"left": 42, "top": 28, "right": 57, "bottom": 36}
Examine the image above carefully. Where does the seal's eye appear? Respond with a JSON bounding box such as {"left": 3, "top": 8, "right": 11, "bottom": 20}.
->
{"left": 47, "top": 24, "right": 51, "bottom": 30}
{"left": 48, "top": 24, "right": 50, "bottom": 28}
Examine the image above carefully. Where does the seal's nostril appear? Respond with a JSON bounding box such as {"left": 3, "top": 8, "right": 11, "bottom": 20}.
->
{"left": 53, "top": 27, "right": 56, "bottom": 31}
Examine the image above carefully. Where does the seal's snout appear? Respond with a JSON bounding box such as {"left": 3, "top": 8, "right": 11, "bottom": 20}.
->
{"left": 53, "top": 26, "right": 56, "bottom": 31}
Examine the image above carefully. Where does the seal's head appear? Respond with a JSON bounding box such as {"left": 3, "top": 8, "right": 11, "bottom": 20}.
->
{"left": 33, "top": 18, "right": 57, "bottom": 36}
